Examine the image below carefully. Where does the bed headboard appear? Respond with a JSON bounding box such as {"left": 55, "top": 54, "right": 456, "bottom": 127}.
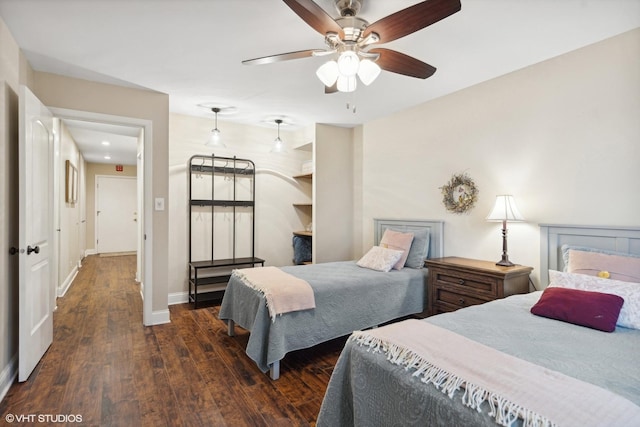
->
{"left": 374, "top": 219, "right": 444, "bottom": 260}
{"left": 539, "top": 224, "right": 640, "bottom": 287}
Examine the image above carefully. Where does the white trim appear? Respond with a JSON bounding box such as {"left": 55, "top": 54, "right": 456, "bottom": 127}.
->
{"left": 168, "top": 291, "right": 189, "bottom": 305}
{"left": 85, "top": 248, "right": 97, "bottom": 256}
{"left": 48, "top": 107, "right": 157, "bottom": 326}
{"left": 150, "top": 309, "right": 170, "bottom": 325}
{"left": 58, "top": 265, "right": 78, "bottom": 297}
{"left": 0, "top": 353, "right": 17, "bottom": 403}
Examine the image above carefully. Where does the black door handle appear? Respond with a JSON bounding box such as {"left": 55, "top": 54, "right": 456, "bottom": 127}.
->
{"left": 9, "top": 247, "right": 18, "bottom": 255}
{"left": 27, "top": 245, "right": 40, "bottom": 255}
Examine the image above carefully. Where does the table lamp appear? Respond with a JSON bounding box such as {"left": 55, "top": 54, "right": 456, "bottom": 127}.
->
{"left": 486, "top": 195, "right": 524, "bottom": 267}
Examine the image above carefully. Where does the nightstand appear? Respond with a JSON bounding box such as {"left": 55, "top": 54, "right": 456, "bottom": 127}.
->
{"left": 426, "top": 257, "right": 533, "bottom": 316}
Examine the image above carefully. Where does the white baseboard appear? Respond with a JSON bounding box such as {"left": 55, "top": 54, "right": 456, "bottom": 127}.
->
{"left": 85, "top": 248, "right": 97, "bottom": 257}
{"left": 58, "top": 266, "right": 78, "bottom": 297}
{"left": 0, "top": 353, "right": 17, "bottom": 403}
{"left": 168, "top": 291, "right": 189, "bottom": 305}
{"left": 150, "top": 309, "right": 170, "bottom": 325}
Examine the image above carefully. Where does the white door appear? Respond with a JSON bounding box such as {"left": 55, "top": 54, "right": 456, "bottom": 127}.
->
{"left": 96, "top": 176, "right": 137, "bottom": 254}
{"left": 18, "top": 86, "right": 54, "bottom": 382}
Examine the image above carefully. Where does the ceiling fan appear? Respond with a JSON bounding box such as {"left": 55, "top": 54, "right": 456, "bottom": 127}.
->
{"left": 242, "top": 0, "right": 462, "bottom": 93}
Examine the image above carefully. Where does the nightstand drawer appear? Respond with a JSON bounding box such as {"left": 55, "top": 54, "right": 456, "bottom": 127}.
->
{"left": 432, "top": 269, "right": 498, "bottom": 298}
{"left": 435, "top": 287, "right": 488, "bottom": 309}
{"left": 426, "top": 257, "right": 533, "bottom": 317}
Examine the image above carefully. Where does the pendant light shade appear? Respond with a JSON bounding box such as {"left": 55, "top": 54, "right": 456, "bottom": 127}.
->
{"left": 271, "top": 119, "right": 286, "bottom": 153}
{"left": 205, "top": 107, "right": 226, "bottom": 148}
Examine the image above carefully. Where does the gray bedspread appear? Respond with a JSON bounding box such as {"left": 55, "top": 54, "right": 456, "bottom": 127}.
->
{"left": 317, "top": 292, "right": 640, "bottom": 427}
{"left": 218, "top": 261, "right": 426, "bottom": 373}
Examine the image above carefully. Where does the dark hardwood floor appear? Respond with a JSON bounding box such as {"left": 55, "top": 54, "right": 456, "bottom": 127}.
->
{"left": 0, "top": 255, "right": 346, "bottom": 426}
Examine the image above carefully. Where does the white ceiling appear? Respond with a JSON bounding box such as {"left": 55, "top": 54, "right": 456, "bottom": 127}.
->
{"left": 1, "top": 0, "right": 638, "bottom": 163}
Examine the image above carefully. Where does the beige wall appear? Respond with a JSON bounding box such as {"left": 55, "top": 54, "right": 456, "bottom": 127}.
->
{"left": 360, "top": 28, "right": 640, "bottom": 288}
{"left": 31, "top": 72, "right": 170, "bottom": 320}
{"left": 57, "top": 121, "right": 84, "bottom": 292}
{"left": 314, "top": 124, "right": 354, "bottom": 263}
{"left": 85, "top": 163, "right": 137, "bottom": 251}
{"left": 168, "top": 113, "right": 312, "bottom": 299}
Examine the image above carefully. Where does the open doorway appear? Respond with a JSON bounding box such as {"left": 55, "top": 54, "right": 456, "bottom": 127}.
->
{"left": 50, "top": 107, "right": 154, "bottom": 325}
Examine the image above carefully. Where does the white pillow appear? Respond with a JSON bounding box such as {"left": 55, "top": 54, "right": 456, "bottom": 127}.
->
{"left": 357, "top": 246, "right": 404, "bottom": 272}
{"left": 548, "top": 270, "right": 640, "bottom": 330}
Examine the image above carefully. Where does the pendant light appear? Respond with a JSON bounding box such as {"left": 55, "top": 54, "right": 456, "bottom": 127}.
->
{"left": 205, "top": 107, "right": 225, "bottom": 148}
{"left": 271, "top": 119, "right": 286, "bottom": 153}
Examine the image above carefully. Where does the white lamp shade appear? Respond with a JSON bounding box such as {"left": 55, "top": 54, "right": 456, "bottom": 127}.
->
{"left": 205, "top": 128, "right": 225, "bottom": 148}
{"left": 316, "top": 60, "right": 339, "bottom": 87}
{"left": 271, "top": 137, "right": 286, "bottom": 153}
{"left": 337, "top": 75, "right": 357, "bottom": 92}
{"left": 357, "top": 59, "right": 381, "bottom": 86}
{"left": 337, "top": 51, "right": 360, "bottom": 77}
{"left": 486, "top": 195, "right": 524, "bottom": 222}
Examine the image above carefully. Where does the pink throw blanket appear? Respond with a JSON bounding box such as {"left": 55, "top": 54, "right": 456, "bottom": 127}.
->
{"left": 351, "top": 319, "right": 640, "bottom": 427}
{"left": 232, "top": 266, "right": 315, "bottom": 321}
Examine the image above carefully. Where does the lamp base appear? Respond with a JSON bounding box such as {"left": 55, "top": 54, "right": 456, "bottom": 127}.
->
{"left": 496, "top": 258, "right": 515, "bottom": 267}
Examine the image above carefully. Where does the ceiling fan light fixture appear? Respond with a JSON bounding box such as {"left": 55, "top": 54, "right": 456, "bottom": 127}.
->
{"left": 316, "top": 60, "right": 339, "bottom": 87}
{"left": 337, "top": 75, "right": 357, "bottom": 93}
{"left": 336, "top": 50, "right": 359, "bottom": 77}
{"left": 357, "top": 59, "right": 381, "bottom": 86}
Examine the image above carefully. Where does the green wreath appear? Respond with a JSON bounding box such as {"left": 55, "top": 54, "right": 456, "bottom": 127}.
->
{"left": 440, "top": 173, "right": 479, "bottom": 214}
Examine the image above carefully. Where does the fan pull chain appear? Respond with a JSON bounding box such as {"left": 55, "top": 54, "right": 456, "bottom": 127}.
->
{"left": 346, "top": 102, "right": 356, "bottom": 114}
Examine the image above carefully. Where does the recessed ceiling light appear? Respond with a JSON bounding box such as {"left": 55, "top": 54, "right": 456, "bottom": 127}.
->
{"left": 104, "top": 155, "right": 111, "bottom": 160}
{"left": 101, "top": 141, "right": 110, "bottom": 146}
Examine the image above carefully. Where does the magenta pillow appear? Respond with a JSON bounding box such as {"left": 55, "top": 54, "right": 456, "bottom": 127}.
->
{"left": 530, "top": 287, "right": 624, "bottom": 332}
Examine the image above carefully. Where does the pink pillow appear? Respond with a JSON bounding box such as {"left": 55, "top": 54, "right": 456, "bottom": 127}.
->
{"left": 567, "top": 250, "right": 640, "bottom": 282}
{"left": 380, "top": 229, "right": 414, "bottom": 270}
{"left": 531, "top": 287, "right": 624, "bottom": 332}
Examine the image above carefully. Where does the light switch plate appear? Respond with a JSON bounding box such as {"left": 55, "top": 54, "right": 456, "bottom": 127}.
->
{"left": 154, "top": 197, "right": 165, "bottom": 211}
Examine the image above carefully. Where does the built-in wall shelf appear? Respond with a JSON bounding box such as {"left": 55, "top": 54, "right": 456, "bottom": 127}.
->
{"left": 292, "top": 169, "right": 313, "bottom": 265}
{"left": 293, "top": 172, "right": 312, "bottom": 179}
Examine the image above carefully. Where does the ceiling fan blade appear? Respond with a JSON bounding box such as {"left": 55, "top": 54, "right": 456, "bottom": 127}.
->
{"left": 283, "top": 0, "right": 344, "bottom": 38}
{"left": 324, "top": 83, "right": 338, "bottom": 94}
{"left": 364, "top": 0, "right": 461, "bottom": 44}
{"left": 369, "top": 48, "right": 436, "bottom": 79}
{"left": 242, "top": 49, "right": 326, "bottom": 66}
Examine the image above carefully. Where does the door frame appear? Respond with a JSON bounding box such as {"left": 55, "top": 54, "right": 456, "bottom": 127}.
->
{"left": 50, "top": 107, "right": 154, "bottom": 326}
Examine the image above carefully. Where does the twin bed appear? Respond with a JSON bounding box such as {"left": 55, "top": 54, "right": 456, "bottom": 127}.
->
{"left": 218, "top": 219, "right": 444, "bottom": 379}
{"left": 317, "top": 224, "right": 640, "bottom": 426}
{"left": 219, "top": 221, "right": 640, "bottom": 425}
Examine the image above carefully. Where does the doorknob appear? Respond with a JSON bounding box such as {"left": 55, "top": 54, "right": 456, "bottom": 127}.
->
{"left": 9, "top": 247, "right": 18, "bottom": 255}
{"left": 27, "top": 245, "right": 40, "bottom": 255}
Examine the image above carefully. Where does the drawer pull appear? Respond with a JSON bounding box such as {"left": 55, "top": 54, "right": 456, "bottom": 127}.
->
{"left": 458, "top": 279, "right": 465, "bottom": 285}
{"left": 458, "top": 298, "right": 465, "bottom": 305}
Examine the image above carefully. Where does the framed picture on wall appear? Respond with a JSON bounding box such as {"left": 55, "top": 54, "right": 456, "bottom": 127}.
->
{"left": 65, "top": 160, "right": 78, "bottom": 203}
